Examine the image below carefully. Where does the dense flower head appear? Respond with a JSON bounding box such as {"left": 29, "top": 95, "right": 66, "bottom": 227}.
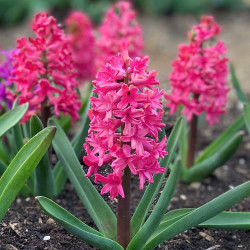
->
{"left": 165, "top": 16, "right": 229, "bottom": 126}
{"left": 83, "top": 43, "right": 167, "bottom": 199}
{"left": 65, "top": 11, "right": 97, "bottom": 83}
{"left": 97, "top": 1, "right": 144, "bottom": 67}
{"left": 0, "top": 49, "right": 16, "bottom": 111}
{"left": 10, "top": 12, "right": 81, "bottom": 123}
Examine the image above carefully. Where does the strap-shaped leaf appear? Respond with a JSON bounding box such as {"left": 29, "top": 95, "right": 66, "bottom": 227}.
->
{"left": 72, "top": 92, "right": 92, "bottom": 157}
{"left": 0, "top": 103, "right": 28, "bottom": 138}
{"left": 195, "top": 115, "right": 244, "bottom": 164}
{"left": 131, "top": 118, "right": 183, "bottom": 237}
{"left": 48, "top": 119, "right": 117, "bottom": 240}
{"left": 30, "top": 115, "right": 56, "bottom": 197}
{"left": 182, "top": 131, "right": 243, "bottom": 183}
{"left": 12, "top": 123, "right": 24, "bottom": 154}
{"left": 0, "top": 158, "right": 7, "bottom": 175}
{"left": 0, "top": 126, "right": 56, "bottom": 221}
{"left": 152, "top": 208, "right": 250, "bottom": 239}
{"left": 143, "top": 180, "right": 250, "bottom": 249}
{"left": 128, "top": 158, "right": 181, "bottom": 250}
{"left": 244, "top": 103, "right": 250, "bottom": 134}
{"left": 230, "top": 64, "right": 249, "bottom": 104}
{"left": 0, "top": 140, "right": 10, "bottom": 165}
{"left": 53, "top": 92, "right": 92, "bottom": 195}
{"left": 37, "top": 196, "right": 123, "bottom": 250}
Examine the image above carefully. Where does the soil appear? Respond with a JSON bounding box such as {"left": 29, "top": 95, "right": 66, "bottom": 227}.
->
{"left": 1, "top": 100, "right": 250, "bottom": 250}
{"left": 1, "top": 10, "right": 250, "bottom": 250}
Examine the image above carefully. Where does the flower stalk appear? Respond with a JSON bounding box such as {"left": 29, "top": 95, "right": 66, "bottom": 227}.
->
{"left": 186, "top": 114, "right": 198, "bottom": 168}
{"left": 117, "top": 166, "right": 131, "bottom": 248}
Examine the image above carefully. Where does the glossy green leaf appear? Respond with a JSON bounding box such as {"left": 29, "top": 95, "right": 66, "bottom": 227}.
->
{"left": 152, "top": 208, "right": 250, "bottom": 238}
{"left": 72, "top": 92, "right": 92, "bottom": 157}
{"left": 143, "top": 180, "right": 250, "bottom": 249}
{"left": 37, "top": 196, "right": 123, "bottom": 250}
{"left": 230, "top": 64, "right": 249, "bottom": 104}
{"left": 12, "top": 123, "right": 24, "bottom": 154}
{"left": 0, "top": 140, "right": 10, "bottom": 165}
{"left": 0, "top": 158, "right": 7, "bottom": 175}
{"left": 180, "top": 116, "right": 187, "bottom": 165}
{"left": 53, "top": 91, "right": 92, "bottom": 195}
{"left": 0, "top": 103, "right": 28, "bottom": 138}
{"left": 131, "top": 118, "right": 183, "bottom": 237}
{"left": 195, "top": 115, "right": 244, "bottom": 164}
{"left": 243, "top": 103, "right": 250, "bottom": 134}
{"left": 30, "top": 116, "right": 56, "bottom": 197}
{"left": 53, "top": 161, "right": 68, "bottom": 195}
{"left": 128, "top": 158, "right": 181, "bottom": 250}
{"left": 0, "top": 127, "right": 56, "bottom": 221}
{"left": 183, "top": 131, "right": 243, "bottom": 183}
{"left": 48, "top": 119, "right": 117, "bottom": 240}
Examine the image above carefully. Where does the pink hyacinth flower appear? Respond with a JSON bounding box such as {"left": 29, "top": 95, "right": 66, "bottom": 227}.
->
{"left": 10, "top": 12, "right": 81, "bottom": 123}
{"left": 96, "top": 1, "right": 144, "bottom": 67}
{"left": 165, "top": 16, "right": 229, "bottom": 126}
{"left": 65, "top": 11, "right": 97, "bottom": 83}
{"left": 83, "top": 43, "right": 167, "bottom": 199}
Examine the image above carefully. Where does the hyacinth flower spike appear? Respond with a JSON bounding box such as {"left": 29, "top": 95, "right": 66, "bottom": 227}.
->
{"left": 97, "top": 1, "right": 144, "bottom": 67}
{"left": 1, "top": 12, "right": 83, "bottom": 198}
{"left": 65, "top": 11, "right": 97, "bottom": 84}
{"left": 165, "top": 16, "right": 230, "bottom": 169}
{"left": 10, "top": 12, "right": 81, "bottom": 125}
{"left": 83, "top": 43, "right": 167, "bottom": 248}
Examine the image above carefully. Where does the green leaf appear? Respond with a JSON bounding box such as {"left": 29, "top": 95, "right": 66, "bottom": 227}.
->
{"left": 153, "top": 208, "right": 250, "bottom": 238}
{"left": 143, "top": 180, "right": 250, "bottom": 249}
{"left": 0, "top": 103, "right": 28, "bottom": 138}
{"left": 53, "top": 89, "right": 92, "bottom": 194}
{"left": 30, "top": 116, "right": 56, "bottom": 197}
{"left": 12, "top": 123, "right": 24, "bottom": 154}
{"left": 53, "top": 96, "right": 91, "bottom": 195}
{"left": 37, "top": 196, "right": 123, "bottom": 250}
{"left": 183, "top": 131, "right": 243, "bottom": 183}
{"left": 128, "top": 158, "right": 181, "bottom": 250}
{"left": 179, "top": 116, "right": 187, "bottom": 165}
{"left": 53, "top": 161, "right": 68, "bottom": 195}
{"left": 0, "top": 140, "right": 10, "bottom": 165}
{"left": 199, "top": 211, "right": 250, "bottom": 230}
{"left": 0, "top": 157, "right": 7, "bottom": 175}
{"left": 230, "top": 64, "right": 249, "bottom": 104}
{"left": 243, "top": 103, "right": 250, "bottom": 134}
{"left": 195, "top": 115, "right": 244, "bottom": 164}
{"left": 131, "top": 117, "right": 183, "bottom": 237}
{"left": 48, "top": 119, "right": 117, "bottom": 240}
{"left": 0, "top": 126, "right": 56, "bottom": 221}
{"left": 72, "top": 92, "right": 92, "bottom": 157}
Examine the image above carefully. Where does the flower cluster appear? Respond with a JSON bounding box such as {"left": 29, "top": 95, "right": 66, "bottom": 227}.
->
{"left": 83, "top": 44, "right": 167, "bottom": 199}
{"left": 165, "top": 16, "right": 229, "bottom": 125}
{"left": 10, "top": 12, "right": 81, "bottom": 123}
{"left": 65, "top": 11, "right": 97, "bottom": 83}
{"left": 0, "top": 50, "right": 16, "bottom": 111}
{"left": 97, "top": 1, "right": 144, "bottom": 67}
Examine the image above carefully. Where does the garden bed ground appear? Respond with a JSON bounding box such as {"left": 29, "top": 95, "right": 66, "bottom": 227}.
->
{"left": 1, "top": 11, "right": 250, "bottom": 250}
{"left": 0, "top": 101, "right": 250, "bottom": 250}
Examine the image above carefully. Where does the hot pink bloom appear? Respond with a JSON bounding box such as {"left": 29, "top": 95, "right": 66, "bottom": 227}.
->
{"left": 65, "top": 11, "right": 97, "bottom": 83}
{"left": 83, "top": 43, "right": 167, "bottom": 199}
{"left": 165, "top": 16, "right": 229, "bottom": 126}
{"left": 97, "top": 1, "right": 144, "bottom": 67}
{"left": 10, "top": 12, "right": 81, "bottom": 123}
